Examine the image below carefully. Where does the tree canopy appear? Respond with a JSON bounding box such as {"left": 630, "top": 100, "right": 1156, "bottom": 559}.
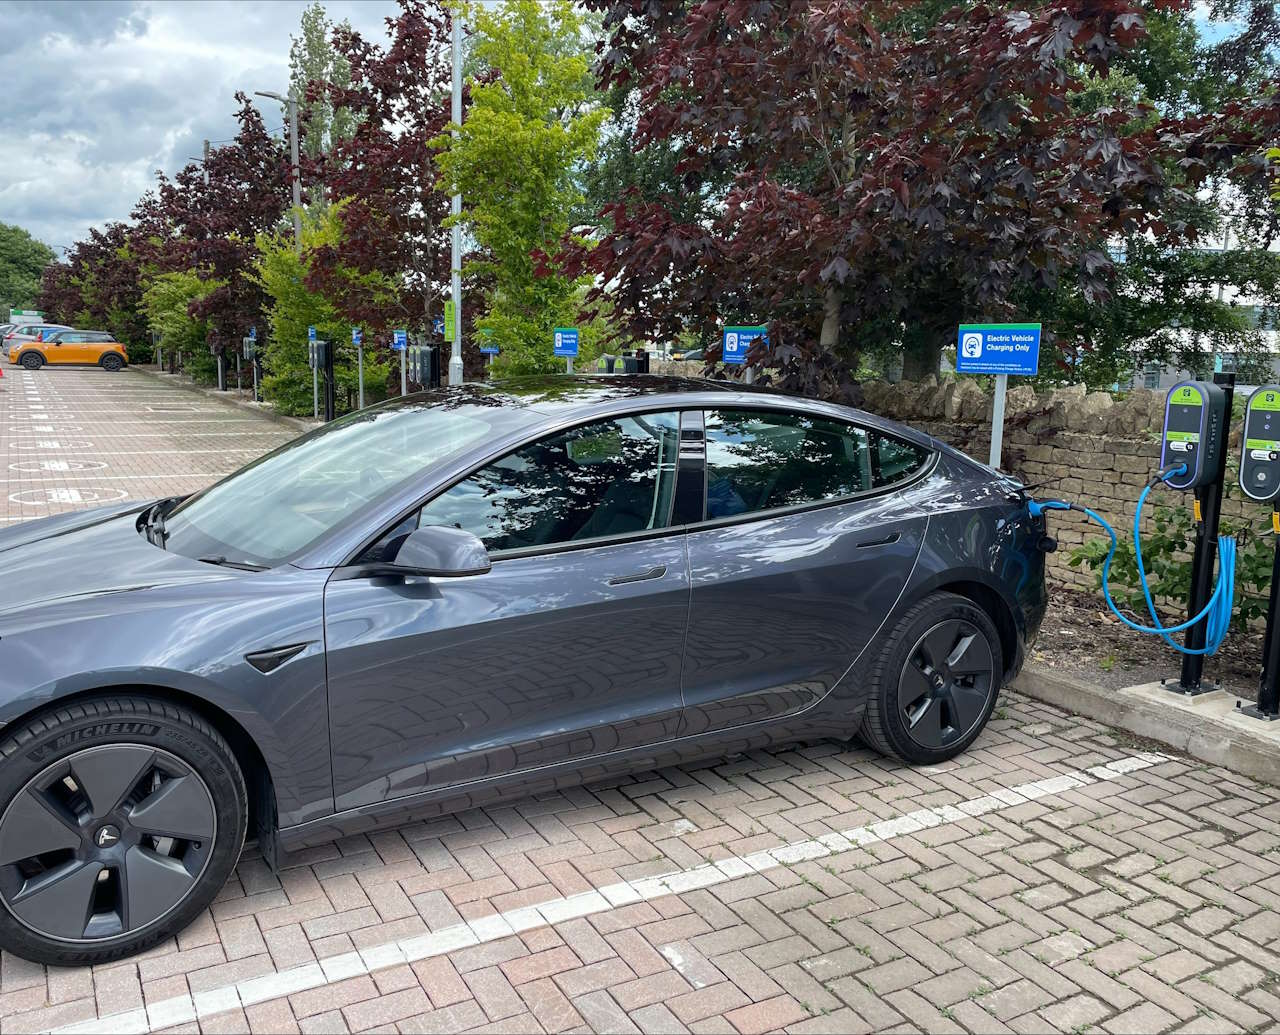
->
{"left": 0, "top": 222, "right": 54, "bottom": 315}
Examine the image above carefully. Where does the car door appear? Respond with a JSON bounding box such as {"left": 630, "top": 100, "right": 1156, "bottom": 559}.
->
{"left": 46, "top": 331, "right": 81, "bottom": 363}
{"left": 323, "top": 409, "right": 691, "bottom": 811}
{"left": 679, "top": 407, "right": 933, "bottom": 737}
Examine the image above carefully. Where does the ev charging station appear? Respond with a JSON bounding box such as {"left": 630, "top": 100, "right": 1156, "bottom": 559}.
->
{"left": 1240, "top": 386, "right": 1280, "bottom": 720}
{"left": 1032, "top": 373, "right": 1239, "bottom": 696}
{"left": 307, "top": 337, "right": 337, "bottom": 422}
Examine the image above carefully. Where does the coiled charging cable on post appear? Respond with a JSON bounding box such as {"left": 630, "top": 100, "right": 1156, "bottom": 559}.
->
{"left": 1029, "top": 463, "right": 1235, "bottom": 656}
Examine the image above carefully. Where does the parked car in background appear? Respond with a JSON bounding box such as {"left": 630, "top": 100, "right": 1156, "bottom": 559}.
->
{"left": 3, "top": 323, "right": 71, "bottom": 362}
{"left": 671, "top": 346, "right": 704, "bottom": 362}
{"left": 0, "top": 375, "right": 1045, "bottom": 964}
{"left": 8, "top": 329, "right": 128, "bottom": 370}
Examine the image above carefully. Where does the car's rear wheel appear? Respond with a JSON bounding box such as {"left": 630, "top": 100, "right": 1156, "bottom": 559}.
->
{"left": 19, "top": 352, "right": 41, "bottom": 370}
{"left": 0, "top": 696, "right": 246, "bottom": 965}
{"left": 859, "top": 592, "right": 1001, "bottom": 765}
{"left": 100, "top": 353, "right": 124, "bottom": 372}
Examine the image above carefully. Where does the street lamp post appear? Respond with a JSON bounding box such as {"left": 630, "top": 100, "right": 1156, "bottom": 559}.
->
{"left": 449, "top": 14, "right": 464, "bottom": 387}
{"left": 255, "top": 91, "right": 302, "bottom": 255}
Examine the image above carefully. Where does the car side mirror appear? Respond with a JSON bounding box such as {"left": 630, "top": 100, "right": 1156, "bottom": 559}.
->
{"left": 388, "top": 524, "right": 491, "bottom": 577}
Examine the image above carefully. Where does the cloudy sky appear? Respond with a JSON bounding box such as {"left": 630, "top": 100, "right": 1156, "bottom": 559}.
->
{"left": 0, "top": 0, "right": 399, "bottom": 251}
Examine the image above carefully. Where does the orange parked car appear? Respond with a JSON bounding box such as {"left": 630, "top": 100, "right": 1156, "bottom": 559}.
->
{"left": 8, "top": 329, "right": 129, "bottom": 371}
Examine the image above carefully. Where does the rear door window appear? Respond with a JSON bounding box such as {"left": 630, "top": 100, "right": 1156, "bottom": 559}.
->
{"left": 703, "top": 409, "right": 930, "bottom": 520}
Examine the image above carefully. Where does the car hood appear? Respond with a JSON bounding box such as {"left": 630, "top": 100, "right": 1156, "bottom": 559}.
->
{"left": 0, "top": 504, "right": 241, "bottom": 619}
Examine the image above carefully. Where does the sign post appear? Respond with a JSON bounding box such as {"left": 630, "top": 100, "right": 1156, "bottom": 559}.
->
{"left": 722, "top": 325, "right": 767, "bottom": 383}
{"left": 480, "top": 327, "right": 499, "bottom": 369}
{"left": 307, "top": 326, "right": 318, "bottom": 418}
{"left": 955, "top": 323, "right": 1042, "bottom": 469}
{"left": 554, "top": 327, "right": 579, "bottom": 374}
{"left": 393, "top": 329, "right": 408, "bottom": 395}
{"left": 352, "top": 327, "right": 364, "bottom": 409}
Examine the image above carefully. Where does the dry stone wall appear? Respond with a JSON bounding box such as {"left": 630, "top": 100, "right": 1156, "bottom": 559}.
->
{"left": 858, "top": 379, "right": 1270, "bottom": 591}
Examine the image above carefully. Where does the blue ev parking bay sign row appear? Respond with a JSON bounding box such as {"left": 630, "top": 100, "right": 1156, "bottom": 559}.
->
{"left": 722, "top": 325, "right": 767, "bottom": 366}
{"left": 393, "top": 329, "right": 408, "bottom": 351}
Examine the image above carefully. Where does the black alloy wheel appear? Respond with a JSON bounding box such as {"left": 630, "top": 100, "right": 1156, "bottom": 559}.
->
{"left": 859, "top": 591, "right": 1002, "bottom": 764}
{"left": 101, "top": 354, "right": 124, "bottom": 371}
{"left": 896, "top": 619, "right": 994, "bottom": 750}
{"left": 0, "top": 745, "right": 216, "bottom": 943}
{"left": 20, "top": 352, "right": 41, "bottom": 370}
{"left": 0, "top": 697, "right": 246, "bottom": 965}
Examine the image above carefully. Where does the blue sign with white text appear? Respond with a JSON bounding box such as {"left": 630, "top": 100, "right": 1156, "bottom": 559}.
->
{"left": 553, "top": 327, "right": 579, "bottom": 357}
{"left": 722, "top": 325, "right": 767, "bottom": 366}
{"left": 248, "top": 327, "right": 256, "bottom": 341}
{"left": 307, "top": 326, "right": 317, "bottom": 343}
{"left": 955, "top": 323, "right": 1041, "bottom": 376}
{"left": 392, "top": 329, "right": 408, "bottom": 351}
{"left": 433, "top": 318, "right": 445, "bottom": 336}
{"left": 352, "top": 327, "right": 362, "bottom": 346}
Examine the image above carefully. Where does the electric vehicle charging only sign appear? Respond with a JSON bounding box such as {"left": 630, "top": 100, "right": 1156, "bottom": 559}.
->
{"left": 955, "top": 323, "right": 1041, "bottom": 376}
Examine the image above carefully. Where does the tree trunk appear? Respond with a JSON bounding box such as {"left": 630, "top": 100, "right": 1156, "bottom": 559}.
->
{"left": 901, "top": 315, "right": 949, "bottom": 381}
{"left": 819, "top": 283, "right": 841, "bottom": 349}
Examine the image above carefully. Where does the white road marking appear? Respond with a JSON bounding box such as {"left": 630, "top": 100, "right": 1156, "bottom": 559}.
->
{"left": 8, "top": 487, "right": 129, "bottom": 506}
{"left": 53, "top": 752, "right": 1167, "bottom": 1035}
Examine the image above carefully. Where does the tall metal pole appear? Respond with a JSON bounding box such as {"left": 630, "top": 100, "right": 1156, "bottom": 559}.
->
{"left": 357, "top": 345, "right": 364, "bottom": 409}
{"left": 449, "top": 13, "right": 464, "bottom": 387}
{"left": 287, "top": 96, "right": 302, "bottom": 255}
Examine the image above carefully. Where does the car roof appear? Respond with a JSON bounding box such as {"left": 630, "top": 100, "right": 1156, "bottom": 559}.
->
{"left": 396, "top": 374, "right": 935, "bottom": 448}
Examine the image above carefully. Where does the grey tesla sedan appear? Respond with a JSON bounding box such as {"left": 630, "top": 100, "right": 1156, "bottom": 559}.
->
{"left": 0, "top": 375, "right": 1046, "bottom": 964}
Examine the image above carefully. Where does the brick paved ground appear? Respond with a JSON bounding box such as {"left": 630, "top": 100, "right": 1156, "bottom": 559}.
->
{"left": 2, "top": 367, "right": 1280, "bottom": 1035}
{"left": 1, "top": 365, "right": 297, "bottom": 525}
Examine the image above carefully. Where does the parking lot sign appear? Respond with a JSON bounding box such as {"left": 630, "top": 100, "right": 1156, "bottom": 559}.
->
{"left": 308, "top": 326, "right": 317, "bottom": 343}
{"left": 954, "top": 323, "right": 1040, "bottom": 376}
{"left": 392, "top": 329, "right": 408, "bottom": 351}
{"left": 553, "top": 327, "right": 579, "bottom": 357}
{"left": 351, "top": 327, "right": 362, "bottom": 346}
{"left": 955, "top": 322, "right": 1042, "bottom": 469}
{"left": 722, "top": 325, "right": 767, "bottom": 366}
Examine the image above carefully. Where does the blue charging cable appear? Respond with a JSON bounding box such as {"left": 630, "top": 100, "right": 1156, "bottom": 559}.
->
{"left": 1030, "top": 463, "right": 1235, "bottom": 656}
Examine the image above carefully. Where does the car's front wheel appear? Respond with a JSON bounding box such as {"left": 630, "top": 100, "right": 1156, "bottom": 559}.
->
{"left": 19, "top": 352, "right": 41, "bottom": 370}
{"left": 100, "top": 353, "right": 124, "bottom": 372}
{"left": 0, "top": 696, "right": 247, "bottom": 965}
{"left": 860, "top": 592, "right": 1002, "bottom": 765}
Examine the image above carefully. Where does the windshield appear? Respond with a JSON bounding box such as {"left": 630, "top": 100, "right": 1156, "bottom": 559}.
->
{"left": 162, "top": 396, "right": 512, "bottom": 566}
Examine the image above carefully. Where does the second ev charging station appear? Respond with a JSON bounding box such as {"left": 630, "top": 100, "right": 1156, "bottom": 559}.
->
{"left": 1240, "top": 386, "right": 1280, "bottom": 720}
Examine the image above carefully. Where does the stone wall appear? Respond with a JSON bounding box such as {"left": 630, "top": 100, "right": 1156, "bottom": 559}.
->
{"left": 858, "top": 379, "right": 1263, "bottom": 592}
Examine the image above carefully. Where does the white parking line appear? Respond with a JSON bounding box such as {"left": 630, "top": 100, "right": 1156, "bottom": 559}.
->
{"left": 52, "top": 752, "right": 1166, "bottom": 1035}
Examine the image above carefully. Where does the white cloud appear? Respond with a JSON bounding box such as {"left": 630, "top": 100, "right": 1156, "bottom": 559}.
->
{"left": 0, "top": 0, "right": 397, "bottom": 249}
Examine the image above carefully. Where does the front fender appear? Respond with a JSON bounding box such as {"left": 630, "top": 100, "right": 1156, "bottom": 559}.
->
{"left": 0, "top": 567, "right": 335, "bottom": 828}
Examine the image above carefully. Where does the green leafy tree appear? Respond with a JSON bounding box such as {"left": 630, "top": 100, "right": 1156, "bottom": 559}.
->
{"left": 290, "top": 2, "right": 358, "bottom": 208}
{"left": 254, "top": 204, "right": 391, "bottom": 415}
{"left": 140, "top": 271, "right": 222, "bottom": 384}
{"left": 435, "top": 0, "right": 606, "bottom": 376}
{"left": 0, "top": 222, "right": 54, "bottom": 315}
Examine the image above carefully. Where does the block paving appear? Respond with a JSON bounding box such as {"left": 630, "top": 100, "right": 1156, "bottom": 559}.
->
{"left": 1, "top": 366, "right": 1279, "bottom": 1034}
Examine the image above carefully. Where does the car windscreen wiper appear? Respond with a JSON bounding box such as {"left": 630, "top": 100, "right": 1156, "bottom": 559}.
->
{"left": 197, "top": 555, "right": 268, "bottom": 572}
